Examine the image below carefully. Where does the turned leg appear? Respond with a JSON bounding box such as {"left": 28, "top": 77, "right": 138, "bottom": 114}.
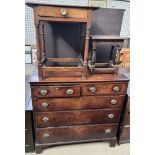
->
{"left": 35, "top": 146, "right": 42, "bottom": 154}
{"left": 110, "top": 139, "right": 117, "bottom": 147}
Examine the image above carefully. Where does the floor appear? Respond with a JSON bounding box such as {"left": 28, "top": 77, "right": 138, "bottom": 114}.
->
{"left": 25, "top": 64, "right": 130, "bottom": 155}
{"left": 26, "top": 142, "right": 130, "bottom": 155}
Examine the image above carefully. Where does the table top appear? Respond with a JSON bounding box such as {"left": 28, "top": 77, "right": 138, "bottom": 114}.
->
{"left": 26, "top": 2, "right": 99, "bottom": 10}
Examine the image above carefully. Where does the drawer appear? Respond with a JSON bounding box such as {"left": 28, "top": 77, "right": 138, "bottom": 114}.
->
{"left": 33, "top": 95, "right": 124, "bottom": 111}
{"left": 82, "top": 83, "right": 127, "bottom": 96}
{"left": 36, "top": 124, "right": 118, "bottom": 144}
{"left": 34, "top": 110, "right": 121, "bottom": 127}
{"left": 32, "top": 85, "right": 80, "bottom": 98}
{"left": 38, "top": 6, "right": 88, "bottom": 19}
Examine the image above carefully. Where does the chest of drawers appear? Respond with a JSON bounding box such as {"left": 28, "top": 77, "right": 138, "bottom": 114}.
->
{"left": 30, "top": 71, "right": 129, "bottom": 153}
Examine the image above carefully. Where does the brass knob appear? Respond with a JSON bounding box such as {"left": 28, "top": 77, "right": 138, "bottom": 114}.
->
{"left": 111, "top": 99, "right": 118, "bottom": 105}
{"left": 43, "top": 133, "right": 49, "bottom": 139}
{"left": 108, "top": 114, "right": 114, "bottom": 119}
{"left": 42, "top": 117, "right": 49, "bottom": 123}
{"left": 41, "top": 102, "right": 49, "bottom": 108}
{"left": 113, "top": 86, "right": 120, "bottom": 92}
{"left": 66, "top": 89, "right": 74, "bottom": 95}
{"left": 105, "top": 128, "right": 112, "bottom": 134}
{"left": 40, "top": 89, "right": 48, "bottom": 95}
{"left": 60, "top": 8, "right": 67, "bottom": 16}
{"left": 89, "top": 87, "right": 96, "bottom": 93}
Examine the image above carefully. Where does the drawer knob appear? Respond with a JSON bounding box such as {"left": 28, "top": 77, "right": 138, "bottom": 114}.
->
{"left": 60, "top": 8, "right": 67, "bottom": 16}
{"left": 108, "top": 114, "right": 114, "bottom": 119}
{"left": 40, "top": 89, "right": 48, "bottom": 95}
{"left": 113, "top": 86, "right": 120, "bottom": 92}
{"left": 43, "top": 133, "right": 49, "bottom": 139}
{"left": 41, "top": 102, "right": 49, "bottom": 108}
{"left": 111, "top": 99, "right": 118, "bottom": 105}
{"left": 66, "top": 89, "right": 74, "bottom": 95}
{"left": 89, "top": 87, "right": 96, "bottom": 93}
{"left": 42, "top": 117, "right": 49, "bottom": 123}
{"left": 105, "top": 128, "right": 112, "bottom": 134}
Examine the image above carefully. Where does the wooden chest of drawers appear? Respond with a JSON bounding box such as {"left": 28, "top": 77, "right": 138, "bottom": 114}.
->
{"left": 30, "top": 71, "right": 129, "bottom": 153}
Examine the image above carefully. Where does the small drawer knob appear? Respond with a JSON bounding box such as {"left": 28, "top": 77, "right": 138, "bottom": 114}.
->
{"left": 60, "top": 8, "right": 67, "bottom": 16}
{"left": 42, "top": 117, "right": 49, "bottom": 123}
{"left": 43, "top": 133, "right": 49, "bottom": 139}
{"left": 113, "top": 86, "right": 120, "bottom": 92}
{"left": 41, "top": 102, "right": 49, "bottom": 108}
{"left": 40, "top": 89, "right": 48, "bottom": 95}
{"left": 105, "top": 128, "right": 112, "bottom": 134}
{"left": 108, "top": 114, "right": 114, "bottom": 119}
{"left": 111, "top": 99, "right": 118, "bottom": 105}
{"left": 66, "top": 89, "right": 74, "bottom": 95}
{"left": 89, "top": 87, "right": 96, "bottom": 93}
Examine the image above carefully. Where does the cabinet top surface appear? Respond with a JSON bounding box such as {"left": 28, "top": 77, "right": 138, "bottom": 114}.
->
{"left": 26, "top": 2, "right": 99, "bottom": 10}
{"left": 29, "top": 66, "right": 129, "bottom": 83}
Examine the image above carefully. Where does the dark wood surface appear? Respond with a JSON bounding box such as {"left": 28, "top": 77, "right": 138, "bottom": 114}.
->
{"left": 25, "top": 75, "right": 34, "bottom": 152}
{"left": 26, "top": 2, "right": 99, "bottom": 10}
{"left": 30, "top": 66, "right": 129, "bottom": 83}
{"left": 33, "top": 95, "right": 124, "bottom": 111}
{"left": 34, "top": 109, "right": 121, "bottom": 127}
{"left": 26, "top": 2, "right": 130, "bottom": 153}
{"left": 32, "top": 85, "right": 81, "bottom": 98}
{"left": 117, "top": 67, "right": 130, "bottom": 144}
{"left": 36, "top": 124, "right": 118, "bottom": 144}
{"left": 118, "top": 95, "right": 130, "bottom": 144}
{"left": 30, "top": 66, "right": 129, "bottom": 153}
{"left": 26, "top": 3, "right": 97, "bottom": 79}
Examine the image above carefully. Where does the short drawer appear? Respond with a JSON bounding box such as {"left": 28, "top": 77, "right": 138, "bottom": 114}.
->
{"left": 38, "top": 6, "right": 88, "bottom": 19}
{"left": 33, "top": 95, "right": 124, "bottom": 111}
{"left": 36, "top": 124, "right": 118, "bottom": 144}
{"left": 31, "top": 85, "right": 80, "bottom": 98}
{"left": 82, "top": 83, "right": 127, "bottom": 96}
{"left": 34, "top": 110, "right": 121, "bottom": 127}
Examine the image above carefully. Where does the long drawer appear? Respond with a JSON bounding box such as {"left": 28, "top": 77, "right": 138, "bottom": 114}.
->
{"left": 33, "top": 95, "right": 124, "bottom": 111}
{"left": 34, "top": 109, "right": 121, "bottom": 127}
{"left": 36, "top": 124, "right": 118, "bottom": 144}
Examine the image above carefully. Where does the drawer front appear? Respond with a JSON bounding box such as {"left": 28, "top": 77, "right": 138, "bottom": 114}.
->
{"left": 32, "top": 85, "right": 80, "bottom": 98}
{"left": 36, "top": 124, "right": 118, "bottom": 143}
{"left": 82, "top": 83, "right": 127, "bottom": 96}
{"left": 33, "top": 95, "right": 124, "bottom": 111}
{"left": 34, "top": 110, "right": 121, "bottom": 127}
{"left": 38, "top": 6, "right": 88, "bottom": 19}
